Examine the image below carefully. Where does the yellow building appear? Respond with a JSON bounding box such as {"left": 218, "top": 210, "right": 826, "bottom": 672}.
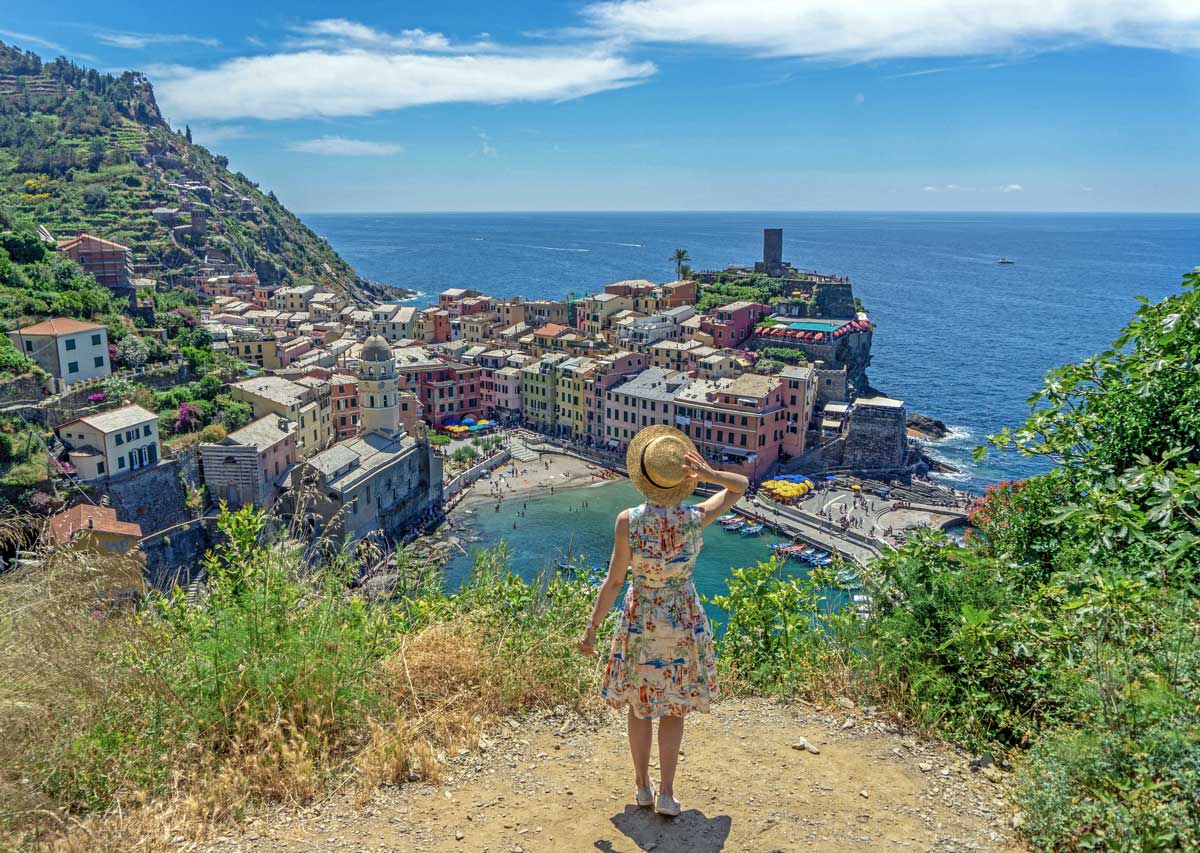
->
{"left": 577, "top": 292, "right": 633, "bottom": 337}
{"left": 230, "top": 375, "right": 331, "bottom": 457}
{"left": 555, "top": 357, "right": 598, "bottom": 440}
{"left": 520, "top": 354, "right": 568, "bottom": 433}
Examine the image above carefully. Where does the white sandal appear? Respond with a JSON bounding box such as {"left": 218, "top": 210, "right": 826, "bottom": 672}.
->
{"left": 636, "top": 782, "right": 656, "bottom": 807}
{"left": 654, "top": 792, "right": 681, "bottom": 817}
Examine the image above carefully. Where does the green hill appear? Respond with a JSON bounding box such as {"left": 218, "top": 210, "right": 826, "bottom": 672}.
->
{"left": 0, "top": 42, "right": 389, "bottom": 303}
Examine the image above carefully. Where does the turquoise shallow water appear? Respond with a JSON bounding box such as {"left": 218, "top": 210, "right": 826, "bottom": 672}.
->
{"left": 443, "top": 478, "right": 816, "bottom": 622}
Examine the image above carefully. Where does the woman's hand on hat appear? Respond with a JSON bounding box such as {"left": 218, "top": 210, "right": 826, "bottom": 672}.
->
{"left": 681, "top": 449, "right": 715, "bottom": 484}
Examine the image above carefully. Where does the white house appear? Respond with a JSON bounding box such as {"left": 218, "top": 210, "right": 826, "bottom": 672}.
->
{"left": 9, "top": 318, "right": 110, "bottom": 384}
{"left": 55, "top": 404, "right": 160, "bottom": 481}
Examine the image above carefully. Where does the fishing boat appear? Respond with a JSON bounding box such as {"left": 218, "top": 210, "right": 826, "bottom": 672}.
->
{"left": 739, "top": 523, "right": 764, "bottom": 536}
{"left": 768, "top": 542, "right": 792, "bottom": 552}
{"left": 837, "top": 569, "right": 862, "bottom": 588}
{"left": 718, "top": 513, "right": 739, "bottom": 522}
{"left": 722, "top": 518, "right": 746, "bottom": 531}
{"left": 997, "top": 257, "right": 1015, "bottom": 264}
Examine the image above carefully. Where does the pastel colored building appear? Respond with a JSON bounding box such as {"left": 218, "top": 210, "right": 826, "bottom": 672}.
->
{"left": 9, "top": 318, "right": 110, "bottom": 384}
{"left": 584, "top": 350, "right": 647, "bottom": 445}
{"left": 780, "top": 364, "right": 817, "bottom": 457}
{"left": 56, "top": 404, "right": 160, "bottom": 481}
{"left": 576, "top": 292, "right": 633, "bottom": 336}
{"left": 603, "top": 368, "right": 691, "bottom": 450}
{"left": 674, "top": 372, "right": 785, "bottom": 482}
{"left": 200, "top": 415, "right": 298, "bottom": 509}
{"left": 329, "top": 373, "right": 360, "bottom": 439}
{"left": 230, "top": 375, "right": 331, "bottom": 457}
{"left": 521, "top": 354, "right": 569, "bottom": 432}
{"left": 699, "top": 301, "right": 769, "bottom": 349}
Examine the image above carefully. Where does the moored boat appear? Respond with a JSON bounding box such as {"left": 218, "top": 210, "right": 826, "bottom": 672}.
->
{"left": 739, "top": 523, "right": 764, "bottom": 536}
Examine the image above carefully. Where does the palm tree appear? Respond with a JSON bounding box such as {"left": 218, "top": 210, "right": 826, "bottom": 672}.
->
{"left": 672, "top": 248, "right": 690, "bottom": 280}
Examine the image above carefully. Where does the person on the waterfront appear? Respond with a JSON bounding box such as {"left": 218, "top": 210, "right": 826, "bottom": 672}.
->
{"left": 578, "top": 425, "right": 748, "bottom": 818}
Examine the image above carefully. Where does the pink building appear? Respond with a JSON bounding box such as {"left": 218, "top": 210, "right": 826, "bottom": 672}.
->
{"left": 674, "top": 372, "right": 785, "bottom": 482}
{"left": 700, "top": 301, "right": 769, "bottom": 349}
{"left": 586, "top": 350, "right": 647, "bottom": 444}
{"left": 780, "top": 364, "right": 816, "bottom": 457}
{"left": 603, "top": 367, "right": 691, "bottom": 450}
{"left": 329, "top": 373, "right": 360, "bottom": 439}
{"left": 199, "top": 416, "right": 298, "bottom": 509}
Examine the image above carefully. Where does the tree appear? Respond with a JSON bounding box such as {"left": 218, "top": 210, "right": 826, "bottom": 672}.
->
{"left": 115, "top": 335, "right": 148, "bottom": 369}
{"left": 672, "top": 248, "right": 690, "bottom": 280}
{"left": 82, "top": 184, "right": 107, "bottom": 211}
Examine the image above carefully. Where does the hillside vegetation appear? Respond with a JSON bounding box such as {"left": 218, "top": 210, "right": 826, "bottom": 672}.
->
{"left": 0, "top": 43, "right": 372, "bottom": 299}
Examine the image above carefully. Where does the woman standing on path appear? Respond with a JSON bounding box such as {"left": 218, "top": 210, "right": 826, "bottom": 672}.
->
{"left": 578, "top": 425, "right": 748, "bottom": 817}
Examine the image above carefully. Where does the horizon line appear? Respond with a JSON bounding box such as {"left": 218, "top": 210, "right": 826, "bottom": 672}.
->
{"left": 295, "top": 208, "right": 1200, "bottom": 216}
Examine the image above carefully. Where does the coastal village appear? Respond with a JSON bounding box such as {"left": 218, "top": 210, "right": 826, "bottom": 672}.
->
{"left": 3, "top": 225, "right": 969, "bottom": 579}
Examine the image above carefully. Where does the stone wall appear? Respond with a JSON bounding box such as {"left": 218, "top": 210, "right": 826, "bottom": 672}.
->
{"left": 94, "top": 458, "right": 193, "bottom": 535}
{"left": 0, "top": 372, "right": 53, "bottom": 407}
{"left": 444, "top": 449, "right": 511, "bottom": 499}
{"left": 843, "top": 401, "right": 907, "bottom": 471}
{"left": 140, "top": 517, "right": 218, "bottom": 589}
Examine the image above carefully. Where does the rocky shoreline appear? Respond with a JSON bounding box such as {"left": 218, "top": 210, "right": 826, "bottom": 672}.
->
{"left": 906, "top": 412, "right": 951, "bottom": 441}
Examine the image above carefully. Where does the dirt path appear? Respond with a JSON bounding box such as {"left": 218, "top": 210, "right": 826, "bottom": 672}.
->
{"left": 203, "top": 699, "right": 1023, "bottom": 853}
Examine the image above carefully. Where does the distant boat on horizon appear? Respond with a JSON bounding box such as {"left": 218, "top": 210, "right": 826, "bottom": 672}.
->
{"left": 997, "top": 257, "right": 1016, "bottom": 264}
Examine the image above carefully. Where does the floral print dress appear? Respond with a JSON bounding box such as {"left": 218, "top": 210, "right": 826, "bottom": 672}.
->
{"left": 601, "top": 501, "right": 719, "bottom": 719}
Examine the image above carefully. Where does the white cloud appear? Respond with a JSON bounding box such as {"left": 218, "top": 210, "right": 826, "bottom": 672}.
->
{"left": 189, "top": 124, "right": 250, "bottom": 145}
{"left": 154, "top": 21, "right": 655, "bottom": 121}
{"left": 290, "top": 19, "right": 453, "bottom": 51}
{"left": 476, "top": 131, "right": 498, "bottom": 158}
{"left": 922, "top": 182, "right": 1024, "bottom": 193}
{"left": 288, "top": 136, "right": 404, "bottom": 156}
{"left": 97, "top": 31, "right": 219, "bottom": 49}
{"left": 0, "top": 29, "right": 69, "bottom": 54}
{"left": 584, "top": 0, "right": 1200, "bottom": 60}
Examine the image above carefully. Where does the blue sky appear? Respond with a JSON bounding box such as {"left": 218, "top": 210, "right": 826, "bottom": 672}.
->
{"left": 4, "top": 1, "right": 1199, "bottom": 212}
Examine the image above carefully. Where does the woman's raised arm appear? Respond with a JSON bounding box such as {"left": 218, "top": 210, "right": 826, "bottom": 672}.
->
{"left": 681, "top": 450, "right": 749, "bottom": 528}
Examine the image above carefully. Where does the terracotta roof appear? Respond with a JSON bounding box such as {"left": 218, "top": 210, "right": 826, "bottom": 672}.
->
{"left": 534, "top": 323, "right": 570, "bottom": 337}
{"left": 48, "top": 504, "right": 142, "bottom": 545}
{"left": 15, "top": 318, "right": 104, "bottom": 336}
{"left": 57, "top": 233, "right": 131, "bottom": 252}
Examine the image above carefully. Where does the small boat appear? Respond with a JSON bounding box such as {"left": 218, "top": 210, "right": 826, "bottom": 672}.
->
{"left": 739, "top": 523, "right": 764, "bottom": 536}
{"left": 722, "top": 519, "right": 746, "bottom": 531}
{"left": 837, "top": 569, "right": 861, "bottom": 588}
{"left": 997, "top": 258, "right": 1015, "bottom": 264}
{"left": 718, "top": 513, "right": 739, "bottom": 522}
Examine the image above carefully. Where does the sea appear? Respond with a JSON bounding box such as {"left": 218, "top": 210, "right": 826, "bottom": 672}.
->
{"left": 306, "top": 210, "right": 1198, "bottom": 490}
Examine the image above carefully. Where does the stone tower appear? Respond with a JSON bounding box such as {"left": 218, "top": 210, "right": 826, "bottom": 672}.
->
{"left": 763, "top": 228, "right": 783, "bottom": 275}
{"left": 358, "top": 334, "right": 402, "bottom": 440}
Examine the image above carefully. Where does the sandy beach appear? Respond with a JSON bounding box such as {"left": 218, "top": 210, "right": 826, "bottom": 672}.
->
{"left": 454, "top": 450, "right": 621, "bottom": 513}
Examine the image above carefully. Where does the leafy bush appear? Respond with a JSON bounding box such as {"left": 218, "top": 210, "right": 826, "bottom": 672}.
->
{"left": 0, "top": 332, "right": 33, "bottom": 375}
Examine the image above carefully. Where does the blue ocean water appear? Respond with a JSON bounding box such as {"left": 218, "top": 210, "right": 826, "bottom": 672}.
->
{"left": 305, "top": 211, "right": 1199, "bottom": 488}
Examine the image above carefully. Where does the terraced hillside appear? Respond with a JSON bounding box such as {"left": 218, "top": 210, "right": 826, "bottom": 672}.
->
{"left": 0, "top": 42, "right": 391, "bottom": 302}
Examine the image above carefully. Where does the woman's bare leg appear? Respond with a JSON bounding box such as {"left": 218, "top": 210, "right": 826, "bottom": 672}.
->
{"left": 657, "top": 716, "right": 685, "bottom": 797}
{"left": 627, "top": 707, "right": 653, "bottom": 788}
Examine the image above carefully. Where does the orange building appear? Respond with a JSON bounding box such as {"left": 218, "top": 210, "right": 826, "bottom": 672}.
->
{"left": 58, "top": 234, "right": 132, "bottom": 289}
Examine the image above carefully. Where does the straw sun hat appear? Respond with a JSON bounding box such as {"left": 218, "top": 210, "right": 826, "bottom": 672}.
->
{"left": 626, "top": 424, "right": 700, "bottom": 506}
